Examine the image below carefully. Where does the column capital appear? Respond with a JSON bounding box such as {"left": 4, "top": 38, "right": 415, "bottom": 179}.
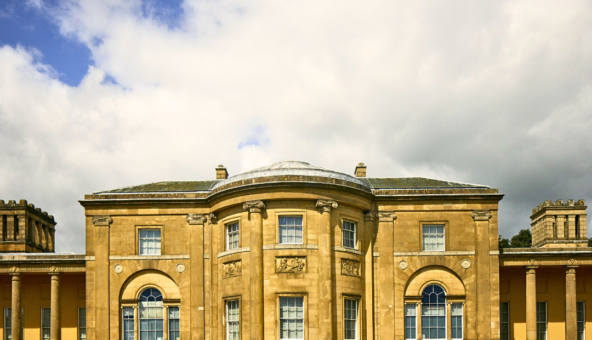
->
{"left": 243, "top": 200, "right": 265, "bottom": 213}
{"left": 471, "top": 210, "right": 492, "bottom": 221}
{"left": 208, "top": 213, "right": 218, "bottom": 224}
{"left": 316, "top": 199, "right": 338, "bottom": 213}
{"left": 10, "top": 273, "right": 20, "bottom": 279}
{"left": 526, "top": 266, "right": 538, "bottom": 274}
{"left": 50, "top": 272, "right": 61, "bottom": 279}
{"left": 92, "top": 215, "right": 113, "bottom": 227}
{"left": 186, "top": 214, "right": 207, "bottom": 225}
{"left": 377, "top": 211, "right": 397, "bottom": 222}
{"left": 364, "top": 211, "right": 374, "bottom": 222}
{"left": 566, "top": 265, "right": 578, "bottom": 273}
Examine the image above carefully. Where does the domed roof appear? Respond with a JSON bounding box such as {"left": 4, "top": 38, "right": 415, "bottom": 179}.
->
{"left": 211, "top": 161, "right": 370, "bottom": 190}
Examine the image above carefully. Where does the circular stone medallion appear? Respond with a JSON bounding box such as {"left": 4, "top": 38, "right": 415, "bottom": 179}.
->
{"left": 176, "top": 263, "right": 186, "bottom": 273}
{"left": 461, "top": 259, "right": 471, "bottom": 269}
{"left": 113, "top": 264, "right": 123, "bottom": 274}
{"left": 398, "top": 261, "right": 408, "bottom": 270}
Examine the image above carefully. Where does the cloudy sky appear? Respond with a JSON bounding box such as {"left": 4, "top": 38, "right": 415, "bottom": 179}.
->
{"left": 1, "top": 0, "right": 592, "bottom": 253}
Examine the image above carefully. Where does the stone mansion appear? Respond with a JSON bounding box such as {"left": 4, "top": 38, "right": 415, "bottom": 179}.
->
{"left": 0, "top": 161, "right": 590, "bottom": 340}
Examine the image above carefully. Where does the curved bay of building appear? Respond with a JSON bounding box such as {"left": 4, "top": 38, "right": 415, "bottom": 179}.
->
{"left": 0, "top": 161, "right": 590, "bottom": 340}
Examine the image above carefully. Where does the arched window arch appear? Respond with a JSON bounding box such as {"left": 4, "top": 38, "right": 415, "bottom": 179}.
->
{"left": 139, "top": 288, "right": 164, "bottom": 340}
{"left": 421, "top": 284, "right": 446, "bottom": 339}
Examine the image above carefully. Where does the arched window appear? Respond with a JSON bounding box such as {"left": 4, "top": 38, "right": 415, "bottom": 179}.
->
{"left": 421, "top": 284, "right": 446, "bottom": 339}
{"left": 139, "top": 288, "right": 164, "bottom": 340}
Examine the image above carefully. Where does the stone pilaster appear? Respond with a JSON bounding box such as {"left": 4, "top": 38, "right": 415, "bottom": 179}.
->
{"left": 557, "top": 215, "right": 566, "bottom": 240}
{"left": 416, "top": 302, "right": 422, "bottom": 340}
{"left": 205, "top": 213, "right": 216, "bottom": 340}
{"left": 363, "top": 211, "right": 375, "bottom": 340}
{"left": 7, "top": 215, "right": 15, "bottom": 241}
{"left": 11, "top": 273, "right": 21, "bottom": 340}
{"left": 50, "top": 273, "right": 61, "bottom": 340}
{"left": 566, "top": 266, "right": 578, "bottom": 340}
{"left": 568, "top": 215, "right": 576, "bottom": 239}
{"left": 92, "top": 215, "right": 112, "bottom": 340}
{"left": 526, "top": 266, "right": 538, "bottom": 340}
{"left": 377, "top": 211, "right": 396, "bottom": 340}
{"left": 316, "top": 199, "right": 338, "bottom": 340}
{"left": 472, "top": 210, "right": 492, "bottom": 340}
{"left": 447, "top": 302, "right": 452, "bottom": 340}
{"left": 243, "top": 200, "right": 266, "bottom": 340}
{"left": 187, "top": 214, "right": 207, "bottom": 340}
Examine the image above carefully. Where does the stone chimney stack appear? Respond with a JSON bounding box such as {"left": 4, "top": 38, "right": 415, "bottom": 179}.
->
{"left": 216, "top": 165, "right": 229, "bottom": 179}
{"left": 354, "top": 163, "right": 367, "bottom": 178}
{"left": 530, "top": 199, "right": 587, "bottom": 248}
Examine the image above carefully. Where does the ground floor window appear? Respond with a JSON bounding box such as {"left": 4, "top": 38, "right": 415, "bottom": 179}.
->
{"left": 421, "top": 285, "right": 446, "bottom": 339}
{"left": 405, "top": 304, "right": 417, "bottom": 339}
{"left": 500, "top": 302, "right": 510, "bottom": 340}
{"left": 122, "top": 307, "right": 134, "bottom": 340}
{"left": 536, "top": 302, "right": 547, "bottom": 340}
{"left": 169, "top": 307, "right": 180, "bottom": 340}
{"left": 4, "top": 308, "right": 23, "bottom": 340}
{"left": 226, "top": 300, "right": 239, "bottom": 340}
{"left": 41, "top": 308, "right": 51, "bottom": 340}
{"left": 79, "top": 308, "right": 87, "bottom": 340}
{"left": 344, "top": 299, "right": 358, "bottom": 340}
{"left": 451, "top": 303, "right": 463, "bottom": 339}
{"left": 139, "top": 288, "right": 164, "bottom": 340}
{"left": 279, "top": 297, "right": 304, "bottom": 340}
{"left": 578, "top": 301, "right": 585, "bottom": 340}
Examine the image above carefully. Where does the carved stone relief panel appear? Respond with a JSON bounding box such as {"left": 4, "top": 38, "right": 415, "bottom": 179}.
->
{"left": 276, "top": 257, "right": 306, "bottom": 273}
{"left": 341, "top": 259, "right": 361, "bottom": 277}
{"left": 223, "top": 260, "right": 242, "bottom": 278}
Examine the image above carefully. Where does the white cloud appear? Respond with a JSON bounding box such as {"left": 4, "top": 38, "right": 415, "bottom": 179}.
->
{"left": 2, "top": 0, "right": 592, "bottom": 251}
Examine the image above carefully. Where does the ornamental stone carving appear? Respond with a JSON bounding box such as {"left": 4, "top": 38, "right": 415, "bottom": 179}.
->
{"left": 243, "top": 200, "right": 266, "bottom": 213}
{"left": 276, "top": 257, "right": 306, "bottom": 273}
{"left": 209, "top": 213, "right": 218, "bottom": 224}
{"left": 461, "top": 259, "right": 471, "bottom": 269}
{"left": 176, "top": 263, "right": 186, "bottom": 273}
{"left": 187, "top": 214, "right": 207, "bottom": 225}
{"left": 471, "top": 210, "right": 492, "bottom": 221}
{"left": 50, "top": 266, "right": 58, "bottom": 273}
{"left": 528, "top": 259, "right": 537, "bottom": 266}
{"left": 92, "top": 215, "right": 113, "bottom": 226}
{"left": 113, "top": 264, "right": 123, "bottom": 274}
{"left": 377, "top": 211, "right": 397, "bottom": 222}
{"left": 398, "top": 261, "right": 408, "bottom": 270}
{"left": 569, "top": 258, "right": 577, "bottom": 265}
{"left": 364, "top": 211, "right": 374, "bottom": 222}
{"left": 341, "top": 259, "right": 361, "bottom": 277}
{"left": 10, "top": 266, "right": 18, "bottom": 273}
{"left": 223, "top": 260, "right": 242, "bottom": 278}
{"left": 316, "top": 199, "right": 338, "bottom": 213}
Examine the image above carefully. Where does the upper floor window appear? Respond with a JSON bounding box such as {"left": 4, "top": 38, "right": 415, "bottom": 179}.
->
{"left": 279, "top": 216, "right": 303, "bottom": 244}
{"left": 423, "top": 225, "right": 444, "bottom": 251}
{"left": 343, "top": 221, "right": 356, "bottom": 249}
{"left": 139, "top": 229, "right": 161, "bottom": 255}
{"left": 226, "top": 222, "right": 240, "bottom": 250}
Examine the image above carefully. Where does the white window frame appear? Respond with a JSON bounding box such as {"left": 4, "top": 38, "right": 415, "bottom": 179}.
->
{"left": 279, "top": 296, "right": 304, "bottom": 340}
{"left": 121, "top": 306, "right": 135, "bottom": 340}
{"left": 500, "top": 302, "right": 510, "bottom": 340}
{"left": 343, "top": 221, "right": 356, "bottom": 249}
{"left": 226, "top": 300, "right": 240, "bottom": 340}
{"left": 578, "top": 301, "right": 585, "bottom": 340}
{"left": 536, "top": 302, "right": 547, "bottom": 340}
{"left": 278, "top": 216, "right": 304, "bottom": 245}
{"left": 451, "top": 303, "right": 463, "bottom": 340}
{"left": 422, "top": 225, "right": 445, "bottom": 252}
{"left": 4, "top": 308, "right": 23, "bottom": 340}
{"left": 138, "top": 229, "right": 161, "bottom": 255}
{"left": 404, "top": 303, "right": 417, "bottom": 340}
{"left": 168, "top": 306, "right": 180, "bottom": 340}
{"left": 226, "top": 222, "right": 240, "bottom": 250}
{"left": 344, "top": 298, "right": 358, "bottom": 340}
{"left": 78, "top": 307, "right": 86, "bottom": 340}
{"left": 41, "top": 308, "right": 51, "bottom": 340}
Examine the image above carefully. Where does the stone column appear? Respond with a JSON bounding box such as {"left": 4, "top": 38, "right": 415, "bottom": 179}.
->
{"left": 92, "top": 215, "right": 112, "bottom": 340}
{"left": 133, "top": 306, "right": 138, "bottom": 340}
{"left": 566, "top": 266, "right": 578, "bottom": 340}
{"left": 11, "top": 272, "right": 22, "bottom": 340}
{"left": 363, "top": 211, "right": 375, "bottom": 340}
{"left": 187, "top": 214, "right": 207, "bottom": 340}
{"left": 50, "top": 273, "right": 60, "bottom": 340}
{"left": 472, "top": 210, "right": 492, "bottom": 340}
{"left": 447, "top": 302, "right": 452, "bottom": 340}
{"left": 526, "top": 266, "right": 538, "bottom": 340}
{"left": 377, "top": 211, "right": 396, "bottom": 340}
{"left": 316, "top": 199, "right": 338, "bottom": 340}
{"left": 416, "top": 302, "right": 422, "bottom": 340}
{"left": 244, "top": 200, "right": 266, "bottom": 340}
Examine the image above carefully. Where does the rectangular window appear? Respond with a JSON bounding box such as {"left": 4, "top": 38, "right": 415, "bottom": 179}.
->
{"left": 226, "top": 300, "right": 239, "bottom": 340}
{"left": 169, "top": 306, "right": 180, "bottom": 340}
{"left": 42, "top": 308, "right": 51, "bottom": 340}
{"left": 122, "top": 307, "right": 135, "bottom": 340}
{"left": 500, "top": 302, "right": 510, "bottom": 340}
{"left": 78, "top": 308, "right": 86, "bottom": 340}
{"left": 4, "top": 308, "right": 23, "bottom": 340}
{"left": 343, "top": 221, "right": 356, "bottom": 249}
{"left": 404, "top": 304, "right": 417, "bottom": 340}
{"left": 139, "top": 229, "right": 161, "bottom": 255}
{"left": 226, "top": 223, "right": 240, "bottom": 250}
{"left": 279, "top": 216, "right": 303, "bottom": 245}
{"left": 279, "top": 297, "right": 304, "bottom": 340}
{"left": 344, "top": 299, "right": 357, "bottom": 340}
{"left": 451, "top": 303, "right": 463, "bottom": 339}
{"left": 578, "top": 301, "right": 585, "bottom": 340}
{"left": 536, "top": 302, "right": 547, "bottom": 340}
{"left": 422, "top": 225, "right": 444, "bottom": 251}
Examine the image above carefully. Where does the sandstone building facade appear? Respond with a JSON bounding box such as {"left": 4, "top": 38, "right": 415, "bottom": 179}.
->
{"left": 0, "top": 161, "right": 590, "bottom": 340}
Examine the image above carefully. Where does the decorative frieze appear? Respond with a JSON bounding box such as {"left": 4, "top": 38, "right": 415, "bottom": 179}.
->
{"left": 243, "top": 200, "right": 265, "bottom": 213}
{"left": 92, "top": 215, "right": 112, "bottom": 226}
{"left": 471, "top": 210, "right": 492, "bottom": 221}
{"left": 223, "top": 260, "right": 242, "bottom": 278}
{"left": 276, "top": 257, "right": 306, "bottom": 273}
{"left": 341, "top": 259, "right": 361, "bottom": 277}
{"left": 187, "top": 214, "right": 207, "bottom": 225}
